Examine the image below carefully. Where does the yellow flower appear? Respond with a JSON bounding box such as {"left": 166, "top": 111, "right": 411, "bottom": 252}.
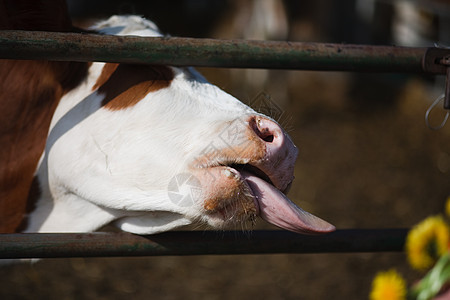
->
{"left": 370, "top": 269, "right": 407, "bottom": 300}
{"left": 406, "top": 215, "right": 450, "bottom": 271}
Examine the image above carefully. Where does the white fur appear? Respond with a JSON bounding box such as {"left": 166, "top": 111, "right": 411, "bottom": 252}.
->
{"left": 26, "top": 16, "right": 257, "bottom": 233}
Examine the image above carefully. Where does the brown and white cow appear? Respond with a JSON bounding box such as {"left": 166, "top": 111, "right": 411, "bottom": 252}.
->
{"left": 0, "top": 3, "right": 334, "bottom": 235}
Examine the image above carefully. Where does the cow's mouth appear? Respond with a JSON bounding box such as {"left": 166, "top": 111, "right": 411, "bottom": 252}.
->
{"left": 193, "top": 114, "right": 334, "bottom": 234}
{"left": 230, "top": 163, "right": 274, "bottom": 189}
{"left": 214, "top": 162, "right": 335, "bottom": 235}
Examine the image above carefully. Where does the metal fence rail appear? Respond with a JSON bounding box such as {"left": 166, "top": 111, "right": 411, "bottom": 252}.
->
{"left": 0, "top": 30, "right": 443, "bottom": 73}
{"left": 0, "top": 229, "right": 408, "bottom": 259}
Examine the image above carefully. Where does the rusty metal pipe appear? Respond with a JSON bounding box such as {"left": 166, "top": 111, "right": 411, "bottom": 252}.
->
{"left": 0, "top": 30, "right": 434, "bottom": 73}
{"left": 0, "top": 229, "right": 407, "bottom": 259}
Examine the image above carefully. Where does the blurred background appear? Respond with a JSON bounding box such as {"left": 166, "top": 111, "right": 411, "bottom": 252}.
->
{"left": 1, "top": 0, "right": 450, "bottom": 299}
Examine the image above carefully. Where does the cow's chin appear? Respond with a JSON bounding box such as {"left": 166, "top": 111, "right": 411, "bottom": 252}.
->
{"left": 192, "top": 163, "right": 286, "bottom": 228}
{"left": 192, "top": 163, "right": 336, "bottom": 235}
{"left": 192, "top": 166, "right": 260, "bottom": 229}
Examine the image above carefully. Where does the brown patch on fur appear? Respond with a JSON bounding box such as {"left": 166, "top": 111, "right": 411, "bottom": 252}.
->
{"left": 94, "top": 63, "right": 174, "bottom": 111}
{"left": 0, "top": 60, "right": 89, "bottom": 233}
{"left": 0, "top": 0, "right": 90, "bottom": 233}
{"left": 92, "top": 63, "right": 119, "bottom": 91}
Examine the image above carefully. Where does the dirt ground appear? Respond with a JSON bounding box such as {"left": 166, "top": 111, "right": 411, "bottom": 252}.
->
{"left": 2, "top": 3, "right": 450, "bottom": 300}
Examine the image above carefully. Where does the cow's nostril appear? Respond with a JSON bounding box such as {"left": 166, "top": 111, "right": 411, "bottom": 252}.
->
{"left": 260, "top": 131, "right": 274, "bottom": 143}
{"left": 250, "top": 116, "right": 280, "bottom": 144}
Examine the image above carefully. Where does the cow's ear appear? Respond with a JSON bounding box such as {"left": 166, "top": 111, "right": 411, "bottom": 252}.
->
{"left": 114, "top": 212, "right": 192, "bottom": 234}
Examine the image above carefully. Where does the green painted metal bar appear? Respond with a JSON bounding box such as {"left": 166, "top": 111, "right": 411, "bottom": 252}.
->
{"left": 0, "top": 30, "right": 437, "bottom": 73}
{"left": 0, "top": 229, "right": 408, "bottom": 259}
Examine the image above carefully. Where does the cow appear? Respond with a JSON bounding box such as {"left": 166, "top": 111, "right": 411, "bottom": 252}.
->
{"left": 0, "top": 1, "right": 335, "bottom": 235}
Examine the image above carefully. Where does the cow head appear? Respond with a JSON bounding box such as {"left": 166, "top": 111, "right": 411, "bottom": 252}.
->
{"left": 30, "top": 16, "right": 334, "bottom": 235}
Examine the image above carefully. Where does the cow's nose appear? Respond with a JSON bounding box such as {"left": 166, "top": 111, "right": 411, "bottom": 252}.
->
{"left": 248, "top": 116, "right": 298, "bottom": 192}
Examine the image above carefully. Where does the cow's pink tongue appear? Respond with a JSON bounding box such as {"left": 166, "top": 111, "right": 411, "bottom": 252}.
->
{"left": 242, "top": 171, "right": 335, "bottom": 234}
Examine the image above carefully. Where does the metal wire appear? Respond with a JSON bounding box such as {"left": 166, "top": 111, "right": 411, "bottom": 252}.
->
{"left": 425, "top": 94, "right": 449, "bottom": 130}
